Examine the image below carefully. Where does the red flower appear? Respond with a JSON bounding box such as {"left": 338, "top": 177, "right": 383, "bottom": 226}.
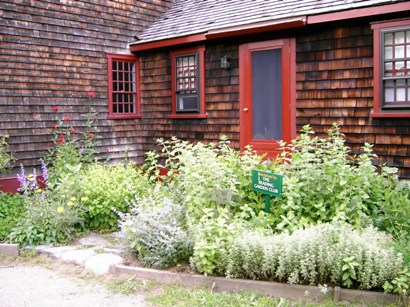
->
{"left": 63, "top": 117, "right": 70, "bottom": 121}
{"left": 71, "top": 128, "right": 77, "bottom": 134}
{"left": 53, "top": 106, "right": 59, "bottom": 111}
{"left": 88, "top": 92, "right": 95, "bottom": 98}
{"left": 87, "top": 133, "right": 93, "bottom": 139}
{"left": 92, "top": 116, "right": 98, "bottom": 121}
{"left": 53, "top": 124, "right": 57, "bottom": 129}
{"left": 47, "top": 143, "right": 52, "bottom": 147}
{"left": 104, "top": 147, "right": 110, "bottom": 153}
{"left": 56, "top": 139, "right": 63, "bottom": 145}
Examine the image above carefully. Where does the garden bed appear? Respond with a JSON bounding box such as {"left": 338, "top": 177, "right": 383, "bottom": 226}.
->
{"left": 112, "top": 264, "right": 404, "bottom": 305}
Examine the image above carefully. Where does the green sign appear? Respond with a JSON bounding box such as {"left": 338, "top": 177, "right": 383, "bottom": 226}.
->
{"left": 252, "top": 170, "right": 283, "bottom": 213}
{"left": 252, "top": 169, "right": 283, "bottom": 197}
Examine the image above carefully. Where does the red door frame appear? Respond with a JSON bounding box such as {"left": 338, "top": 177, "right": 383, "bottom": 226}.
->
{"left": 239, "top": 38, "right": 296, "bottom": 157}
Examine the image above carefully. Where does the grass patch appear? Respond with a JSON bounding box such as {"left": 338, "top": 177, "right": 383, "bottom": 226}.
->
{"left": 147, "top": 284, "right": 278, "bottom": 307}
{"left": 147, "top": 284, "right": 389, "bottom": 307}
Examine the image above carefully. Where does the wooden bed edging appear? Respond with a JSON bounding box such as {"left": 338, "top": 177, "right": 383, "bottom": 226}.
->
{"left": 112, "top": 264, "right": 405, "bottom": 305}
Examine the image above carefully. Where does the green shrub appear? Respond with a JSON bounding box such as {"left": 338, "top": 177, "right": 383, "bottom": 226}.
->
{"left": 79, "top": 163, "right": 152, "bottom": 231}
{"left": 266, "top": 124, "right": 409, "bottom": 234}
{"left": 223, "top": 223, "right": 404, "bottom": 292}
{"left": 0, "top": 192, "right": 25, "bottom": 241}
{"left": 120, "top": 196, "right": 193, "bottom": 268}
{"left": 146, "top": 137, "right": 263, "bottom": 222}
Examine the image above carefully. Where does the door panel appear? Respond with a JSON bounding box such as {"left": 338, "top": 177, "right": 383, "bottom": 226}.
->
{"left": 239, "top": 39, "right": 295, "bottom": 158}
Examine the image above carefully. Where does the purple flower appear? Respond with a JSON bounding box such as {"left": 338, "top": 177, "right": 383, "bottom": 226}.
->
{"left": 17, "top": 165, "right": 29, "bottom": 194}
{"left": 40, "top": 161, "right": 48, "bottom": 184}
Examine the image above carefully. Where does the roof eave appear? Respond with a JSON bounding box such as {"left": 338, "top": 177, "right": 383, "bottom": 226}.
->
{"left": 130, "top": 1, "right": 410, "bottom": 53}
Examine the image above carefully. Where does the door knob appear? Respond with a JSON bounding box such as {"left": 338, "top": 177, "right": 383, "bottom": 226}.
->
{"left": 243, "top": 108, "right": 248, "bottom": 112}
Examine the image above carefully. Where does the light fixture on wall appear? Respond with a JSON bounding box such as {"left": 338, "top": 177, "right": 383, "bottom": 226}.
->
{"left": 220, "top": 55, "right": 231, "bottom": 70}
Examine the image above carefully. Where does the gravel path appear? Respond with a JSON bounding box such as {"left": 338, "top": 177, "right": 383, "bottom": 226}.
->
{"left": 0, "top": 265, "right": 147, "bottom": 307}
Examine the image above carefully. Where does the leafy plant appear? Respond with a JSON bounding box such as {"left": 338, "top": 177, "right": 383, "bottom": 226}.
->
{"left": 265, "top": 124, "right": 409, "bottom": 234}
{"left": 0, "top": 192, "right": 25, "bottom": 241}
{"left": 120, "top": 197, "right": 193, "bottom": 269}
{"left": 190, "top": 207, "right": 243, "bottom": 275}
{"left": 0, "top": 134, "right": 13, "bottom": 174}
{"left": 146, "top": 136, "right": 263, "bottom": 222}
{"left": 341, "top": 256, "right": 360, "bottom": 288}
{"left": 79, "top": 163, "right": 151, "bottom": 231}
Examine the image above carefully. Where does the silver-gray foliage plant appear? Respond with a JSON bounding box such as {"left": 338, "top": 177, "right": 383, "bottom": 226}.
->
{"left": 119, "top": 195, "right": 193, "bottom": 269}
{"left": 224, "top": 223, "right": 404, "bottom": 291}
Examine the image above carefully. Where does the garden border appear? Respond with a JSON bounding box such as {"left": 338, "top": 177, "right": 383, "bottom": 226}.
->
{"left": 112, "top": 264, "right": 405, "bottom": 305}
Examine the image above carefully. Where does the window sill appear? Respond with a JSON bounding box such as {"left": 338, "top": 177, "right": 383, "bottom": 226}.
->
{"left": 370, "top": 111, "right": 410, "bottom": 118}
{"left": 170, "top": 113, "right": 208, "bottom": 119}
{"left": 107, "top": 114, "right": 141, "bottom": 120}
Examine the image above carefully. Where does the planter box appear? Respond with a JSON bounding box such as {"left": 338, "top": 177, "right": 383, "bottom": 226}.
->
{"left": 0, "top": 243, "right": 19, "bottom": 257}
{"left": 0, "top": 175, "right": 45, "bottom": 194}
{"left": 112, "top": 265, "right": 405, "bottom": 305}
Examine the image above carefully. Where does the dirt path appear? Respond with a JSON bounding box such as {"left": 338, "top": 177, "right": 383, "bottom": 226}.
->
{"left": 0, "top": 262, "right": 148, "bottom": 307}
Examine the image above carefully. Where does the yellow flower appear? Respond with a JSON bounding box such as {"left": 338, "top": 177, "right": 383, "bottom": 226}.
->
{"left": 57, "top": 206, "right": 64, "bottom": 213}
{"left": 70, "top": 196, "right": 76, "bottom": 201}
{"left": 81, "top": 197, "right": 89, "bottom": 202}
{"left": 67, "top": 201, "right": 74, "bottom": 206}
{"left": 28, "top": 174, "right": 34, "bottom": 182}
{"left": 37, "top": 188, "right": 42, "bottom": 193}
{"left": 61, "top": 194, "right": 66, "bottom": 198}
{"left": 84, "top": 190, "right": 91, "bottom": 195}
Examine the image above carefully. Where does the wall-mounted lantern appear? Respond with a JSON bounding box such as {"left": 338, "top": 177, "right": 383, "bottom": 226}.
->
{"left": 220, "top": 55, "right": 231, "bottom": 70}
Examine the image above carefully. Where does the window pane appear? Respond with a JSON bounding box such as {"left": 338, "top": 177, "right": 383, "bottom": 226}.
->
{"left": 385, "top": 46, "right": 393, "bottom": 60}
{"left": 385, "top": 32, "right": 393, "bottom": 44}
{"left": 384, "top": 62, "right": 393, "bottom": 76}
{"left": 395, "top": 61, "right": 405, "bottom": 75}
{"left": 395, "top": 31, "right": 405, "bottom": 44}
{"left": 397, "top": 87, "right": 406, "bottom": 102}
{"left": 385, "top": 88, "right": 395, "bottom": 102}
{"left": 396, "top": 45, "right": 405, "bottom": 58}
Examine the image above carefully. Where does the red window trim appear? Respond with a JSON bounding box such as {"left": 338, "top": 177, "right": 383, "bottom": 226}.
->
{"left": 106, "top": 53, "right": 141, "bottom": 120}
{"left": 170, "top": 46, "right": 207, "bottom": 119}
{"left": 371, "top": 18, "right": 410, "bottom": 118}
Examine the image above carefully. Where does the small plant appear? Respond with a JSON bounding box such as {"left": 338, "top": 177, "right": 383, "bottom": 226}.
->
{"left": 0, "top": 134, "right": 13, "bottom": 174}
{"left": 106, "top": 276, "right": 137, "bottom": 295}
{"left": 341, "top": 256, "right": 360, "bottom": 288}
{"left": 120, "top": 197, "right": 193, "bottom": 269}
{"left": 0, "top": 192, "right": 25, "bottom": 241}
{"left": 190, "top": 207, "right": 242, "bottom": 275}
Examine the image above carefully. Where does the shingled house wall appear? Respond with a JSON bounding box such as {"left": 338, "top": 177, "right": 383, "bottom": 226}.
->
{"left": 296, "top": 21, "right": 410, "bottom": 179}
{"left": 0, "top": 0, "right": 174, "bottom": 175}
{"left": 137, "top": 44, "right": 240, "bottom": 153}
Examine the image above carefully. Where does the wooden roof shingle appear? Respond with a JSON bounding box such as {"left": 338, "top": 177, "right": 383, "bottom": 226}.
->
{"left": 132, "top": 0, "right": 409, "bottom": 45}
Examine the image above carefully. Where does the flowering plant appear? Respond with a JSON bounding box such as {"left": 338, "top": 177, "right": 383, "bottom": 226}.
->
{"left": 45, "top": 94, "right": 101, "bottom": 179}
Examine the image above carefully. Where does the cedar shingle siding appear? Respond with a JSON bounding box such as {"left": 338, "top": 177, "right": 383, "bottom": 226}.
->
{"left": 296, "top": 22, "right": 410, "bottom": 179}
{"left": 1, "top": 0, "right": 409, "bottom": 180}
{"left": 0, "top": 0, "right": 174, "bottom": 174}
{"left": 138, "top": 44, "right": 240, "bottom": 153}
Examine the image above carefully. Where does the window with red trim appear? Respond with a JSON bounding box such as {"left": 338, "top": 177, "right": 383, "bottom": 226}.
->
{"left": 106, "top": 54, "right": 140, "bottom": 119}
{"left": 371, "top": 19, "right": 410, "bottom": 118}
{"left": 170, "top": 47, "right": 207, "bottom": 119}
